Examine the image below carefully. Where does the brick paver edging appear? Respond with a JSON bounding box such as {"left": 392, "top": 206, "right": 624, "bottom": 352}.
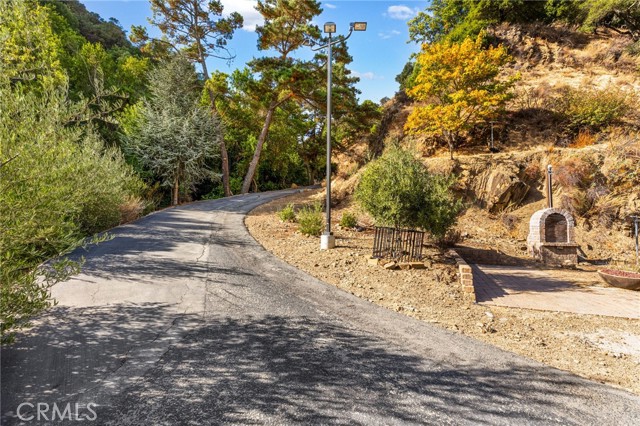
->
{"left": 448, "top": 249, "right": 475, "bottom": 300}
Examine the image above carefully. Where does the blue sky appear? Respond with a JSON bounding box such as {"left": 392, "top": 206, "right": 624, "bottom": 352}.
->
{"left": 80, "top": 1, "right": 429, "bottom": 103}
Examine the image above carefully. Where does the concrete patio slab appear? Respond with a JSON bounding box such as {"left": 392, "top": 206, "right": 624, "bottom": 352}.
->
{"left": 473, "top": 265, "right": 640, "bottom": 318}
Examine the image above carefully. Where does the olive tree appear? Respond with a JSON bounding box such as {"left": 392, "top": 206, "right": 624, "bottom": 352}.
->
{"left": 1, "top": 0, "right": 143, "bottom": 342}
{"left": 355, "top": 147, "right": 462, "bottom": 239}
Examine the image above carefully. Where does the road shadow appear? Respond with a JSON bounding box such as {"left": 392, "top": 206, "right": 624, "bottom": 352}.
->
{"left": 2, "top": 303, "right": 197, "bottom": 425}
{"left": 77, "top": 252, "right": 257, "bottom": 284}
{"left": 95, "top": 316, "right": 594, "bottom": 425}
{"left": 61, "top": 192, "right": 304, "bottom": 284}
{"left": 65, "top": 210, "right": 254, "bottom": 283}
{"left": 3, "top": 308, "right": 634, "bottom": 425}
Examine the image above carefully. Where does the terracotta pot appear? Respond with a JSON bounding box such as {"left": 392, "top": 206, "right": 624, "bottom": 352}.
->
{"left": 598, "top": 270, "right": 640, "bottom": 290}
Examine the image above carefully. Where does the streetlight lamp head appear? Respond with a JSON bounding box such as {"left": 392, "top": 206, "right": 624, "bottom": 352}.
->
{"left": 351, "top": 22, "right": 367, "bottom": 31}
{"left": 324, "top": 22, "right": 336, "bottom": 34}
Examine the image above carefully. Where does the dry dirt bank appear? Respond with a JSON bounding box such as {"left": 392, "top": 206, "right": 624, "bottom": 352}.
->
{"left": 245, "top": 189, "right": 640, "bottom": 395}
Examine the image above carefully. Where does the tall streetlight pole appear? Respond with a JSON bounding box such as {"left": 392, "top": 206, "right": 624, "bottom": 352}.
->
{"left": 311, "top": 21, "right": 367, "bottom": 250}
{"left": 323, "top": 24, "right": 334, "bottom": 250}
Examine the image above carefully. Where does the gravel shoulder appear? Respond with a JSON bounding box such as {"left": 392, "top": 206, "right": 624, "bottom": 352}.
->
{"left": 245, "top": 189, "right": 640, "bottom": 395}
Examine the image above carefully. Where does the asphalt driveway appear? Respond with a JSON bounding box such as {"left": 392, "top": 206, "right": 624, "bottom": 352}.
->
{"left": 2, "top": 190, "right": 640, "bottom": 425}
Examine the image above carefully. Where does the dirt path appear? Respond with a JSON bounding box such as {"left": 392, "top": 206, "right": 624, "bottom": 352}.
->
{"left": 245, "top": 189, "right": 640, "bottom": 395}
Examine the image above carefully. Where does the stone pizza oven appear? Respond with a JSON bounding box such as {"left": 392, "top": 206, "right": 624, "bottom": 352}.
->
{"left": 527, "top": 208, "right": 578, "bottom": 266}
{"left": 527, "top": 165, "right": 578, "bottom": 266}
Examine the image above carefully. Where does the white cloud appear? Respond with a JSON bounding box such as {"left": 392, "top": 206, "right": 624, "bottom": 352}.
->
{"left": 352, "top": 71, "right": 382, "bottom": 80}
{"left": 324, "top": 3, "right": 337, "bottom": 9}
{"left": 378, "top": 30, "right": 401, "bottom": 40}
{"left": 221, "top": 0, "right": 263, "bottom": 32}
{"left": 386, "top": 5, "right": 419, "bottom": 20}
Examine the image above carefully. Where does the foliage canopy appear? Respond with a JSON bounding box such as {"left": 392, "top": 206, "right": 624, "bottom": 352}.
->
{"left": 135, "top": 0, "right": 244, "bottom": 63}
{"left": 356, "top": 148, "right": 462, "bottom": 238}
{"left": 0, "top": 0, "right": 145, "bottom": 342}
{"left": 404, "top": 33, "right": 516, "bottom": 158}
{"left": 407, "top": 0, "right": 640, "bottom": 45}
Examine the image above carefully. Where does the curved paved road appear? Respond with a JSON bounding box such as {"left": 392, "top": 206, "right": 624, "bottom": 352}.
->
{"left": 2, "top": 191, "right": 640, "bottom": 425}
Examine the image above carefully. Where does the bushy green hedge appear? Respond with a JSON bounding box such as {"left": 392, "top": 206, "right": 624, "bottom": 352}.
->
{"left": 355, "top": 147, "right": 462, "bottom": 239}
{"left": 0, "top": 81, "right": 143, "bottom": 342}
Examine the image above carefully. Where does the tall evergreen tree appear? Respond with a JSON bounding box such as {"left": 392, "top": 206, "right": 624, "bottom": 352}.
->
{"left": 126, "top": 56, "right": 222, "bottom": 205}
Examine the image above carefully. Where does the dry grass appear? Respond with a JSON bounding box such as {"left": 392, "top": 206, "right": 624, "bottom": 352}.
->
{"left": 119, "top": 196, "right": 145, "bottom": 224}
{"left": 522, "top": 157, "right": 543, "bottom": 183}
{"left": 494, "top": 24, "right": 640, "bottom": 152}
{"left": 603, "top": 134, "right": 640, "bottom": 192}
{"left": 554, "top": 156, "right": 595, "bottom": 189}
{"left": 570, "top": 130, "right": 596, "bottom": 148}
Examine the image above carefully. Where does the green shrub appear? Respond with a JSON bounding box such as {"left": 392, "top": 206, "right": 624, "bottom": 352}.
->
{"left": 355, "top": 147, "right": 462, "bottom": 239}
{"left": 278, "top": 203, "right": 296, "bottom": 222}
{"left": 204, "top": 176, "right": 243, "bottom": 200}
{"left": 0, "top": 80, "right": 142, "bottom": 342}
{"left": 628, "top": 40, "right": 640, "bottom": 56}
{"left": 297, "top": 203, "right": 324, "bottom": 237}
{"left": 339, "top": 212, "right": 358, "bottom": 228}
{"left": 555, "top": 87, "right": 630, "bottom": 131}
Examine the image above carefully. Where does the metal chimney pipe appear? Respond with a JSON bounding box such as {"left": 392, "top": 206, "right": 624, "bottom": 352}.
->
{"left": 632, "top": 215, "right": 639, "bottom": 265}
{"left": 547, "top": 165, "right": 553, "bottom": 209}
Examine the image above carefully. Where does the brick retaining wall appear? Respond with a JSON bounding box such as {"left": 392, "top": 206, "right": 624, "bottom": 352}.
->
{"left": 448, "top": 249, "right": 475, "bottom": 299}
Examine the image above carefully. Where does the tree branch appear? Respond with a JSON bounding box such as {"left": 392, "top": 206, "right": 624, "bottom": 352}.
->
{"left": 0, "top": 154, "right": 19, "bottom": 169}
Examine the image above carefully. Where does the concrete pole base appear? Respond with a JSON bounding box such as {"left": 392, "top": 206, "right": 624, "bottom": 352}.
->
{"left": 320, "top": 233, "right": 335, "bottom": 250}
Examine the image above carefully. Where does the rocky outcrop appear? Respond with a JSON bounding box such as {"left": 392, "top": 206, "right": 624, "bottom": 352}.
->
{"left": 478, "top": 168, "right": 531, "bottom": 213}
{"left": 455, "top": 159, "right": 531, "bottom": 213}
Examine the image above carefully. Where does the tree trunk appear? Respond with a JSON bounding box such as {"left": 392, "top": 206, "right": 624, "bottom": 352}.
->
{"left": 305, "top": 162, "right": 314, "bottom": 186}
{"left": 172, "top": 176, "right": 179, "bottom": 206}
{"left": 220, "top": 140, "right": 232, "bottom": 196}
{"left": 205, "top": 87, "right": 232, "bottom": 197}
{"left": 200, "top": 53, "right": 232, "bottom": 197}
{"left": 241, "top": 102, "right": 277, "bottom": 194}
{"left": 443, "top": 130, "right": 455, "bottom": 160}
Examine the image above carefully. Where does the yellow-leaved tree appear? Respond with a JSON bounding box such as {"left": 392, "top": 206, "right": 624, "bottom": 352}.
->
{"left": 404, "top": 33, "right": 518, "bottom": 159}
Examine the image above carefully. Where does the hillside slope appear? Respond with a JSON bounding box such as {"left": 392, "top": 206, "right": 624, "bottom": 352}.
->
{"left": 342, "top": 24, "right": 640, "bottom": 265}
